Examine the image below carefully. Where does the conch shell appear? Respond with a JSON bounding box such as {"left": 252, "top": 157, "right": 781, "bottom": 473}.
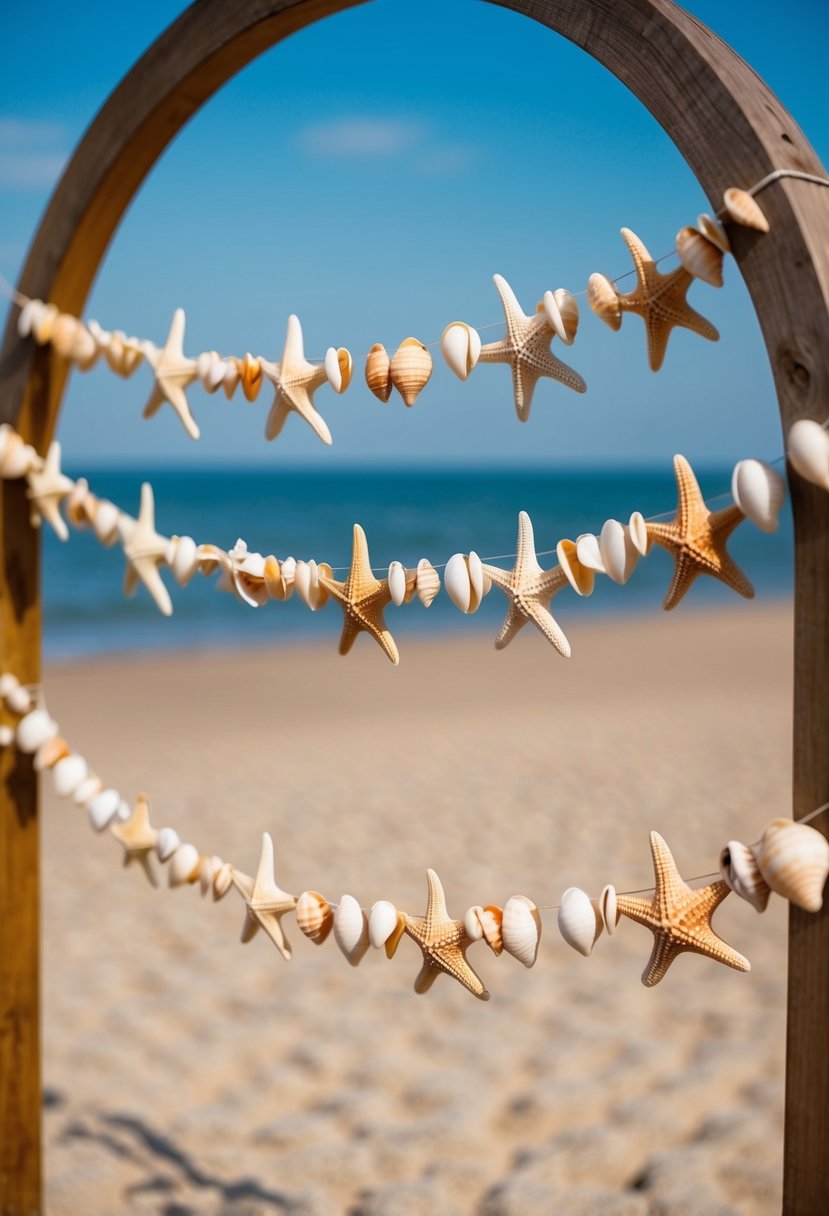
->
{"left": 719, "top": 840, "right": 770, "bottom": 913}
{"left": 587, "top": 273, "right": 621, "bottom": 331}
{"left": 723, "top": 187, "right": 770, "bottom": 233}
{"left": 365, "top": 344, "right": 392, "bottom": 403}
{"left": 752, "top": 818, "right": 829, "bottom": 913}
{"left": 675, "top": 226, "right": 724, "bottom": 288}
{"left": 390, "top": 337, "right": 432, "bottom": 407}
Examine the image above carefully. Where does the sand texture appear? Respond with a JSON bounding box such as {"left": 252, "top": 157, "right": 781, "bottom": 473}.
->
{"left": 40, "top": 604, "right": 794, "bottom": 1214}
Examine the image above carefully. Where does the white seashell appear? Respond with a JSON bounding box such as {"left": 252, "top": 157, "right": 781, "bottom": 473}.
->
{"left": 69, "top": 324, "right": 99, "bottom": 371}
{"left": 697, "top": 212, "right": 731, "bottom": 254}
{"left": 4, "top": 682, "right": 33, "bottom": 715}
{"left": 368, "top": 900, "right": 399, "bottom": 949}
{"left": 87, "top": 788, "right": 121, "bottom": 832}
{"left": 0, "top": 672, "right": 20, "bottom": 698}
{"left": 92, "top": 499, "right": 121, "bottom": 546}
{"left": 49, "top": 312, "right": 81, "bottom": 360}
{"left": 557, "top": 886, "right": 603, "bottom": 956}
{"left": 16, "top": 707, "right": 59, "bottom": 754}
{"left": 65, "top": 478, "right": 92, "bottom": 529}
{"left": 324, "top": 346, "right": 353, "bottom": 394}
{"left": 600, "top": 885, "right": 619, "bottom": 935}
{"left": 675, "top": 226, "right": 724, "bottom": 287}
{"left": 787, "top": 420, "right": 829, "bottom": 492}
{"left": 463, "top": 906, "right": 484, "bottom": 941}
{"left": 415, "top": 558, "right": 440, "bottom": 607}
{"left": 170, "top": 536, "right": 199, "bottom": 585}
{"left": 387, "top": 560, "right": 407, "bottom": 607}
{"left": 222, "top": 359, "right": 240, "bottom": 398}
{"left": 587, "top": 273, "right": 622, "bottom": 331}
{"left": 296, "top": 890, "right": 334, "bottom": 944}
{"left": 156, "top": 826, "right": 182, "bottom": 862}
{"left": 556, "top": 539, "right": 595, "bottom": 597}
{"left": 752, "top": 818, "right": 829, "bottom": 913}
{"left": 468, "top": 551, "right": 490, "bottom": 601}
{"left": 719, "top": 840, "right": 770, "bottom": 913}
{"left": 501, "top": 895, "right": 542, "bottom": 968}
{"left": 196, "top": 351, "right": 229, "bottom": 393}
{"left": 599, "top": 519, "right": 639, "bottom": 584}
{"left": 114, "top": 798, "right": 131, "bottom": 823}
{"left": 723, "top": 187, "right": 770, "bottom": 233}
{"left": 52, "top": 753, "right": 88, "bottom": 797}
{"left": 627, "top": 511, "right": 651, "bottom": 556}
{"left": 441, "top": 322, "right": 481, "bottom": 381}
{"left": 0, "top": 437, "right": 40, "bottom": 479}
{"left": 73, "top": 774, "right": 102, "bottom": 806}
{"left": 213, "top": 861, "right": 234, "bottom": 901}
{"left": 198, "top": 856, "right": 219, "bottom": 897}
{"left": 17, "top": 298, "right": 47, "bottom": 339}
{"left": 476, "top": 905, "right": 503, "bottom": 955}
{"left": 731, "top": 459, "right": 786, "bottom": 533}
{"left": 33, "top": 735, "right": 69, "bottom": 771}
{"left": 542, "top": 289, "right": 579, "bottom": 345}
{"left": 0, "top": 725, "right": 13, "bottom": 746}
{"left": 169, "top": 843, "right": 202, "bottom": 887}
{"left": 280, "top": 556, "right": 297, "bottom": 589}
{"left": 333, "top": 894, "right": 371, "bottom": 966}
{"left": 293, "top": 560, "right": 313, "bottom": 608}
{"left": 444, "top": 552, "right": 473, "bottom": 613}
{"left": 575, "top": 532, "right": 605, "bottom": 573}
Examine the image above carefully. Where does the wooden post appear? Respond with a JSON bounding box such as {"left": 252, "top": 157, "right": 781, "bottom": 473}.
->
{"left": 1, "top": 1, "right": 828, "bottom": 1210}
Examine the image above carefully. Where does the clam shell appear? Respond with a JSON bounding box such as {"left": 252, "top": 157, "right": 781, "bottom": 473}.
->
{"left": 731, "top": 459, "right": 786, "bottom": 534}
{"left": 541, "top": 289, "right": 579, "bottom": 345}
{"left": 697, "top": 212, "right": 731, "bottom": 254}
{"left": 73, "top": 775, "right": 102, "bottom": 806}
{"left": 599, "top": 519, "right": 639, "bottom": 584}
{"left": 325, "top": 346, "right": 352, "bottom": 394}
{"left": 33, "top": 735, "right": 70, "bottom": 771}
{"left": 501, "top": 895, "right": 542, "bottom": 968}
{"left": 444, "top": 552, "right": 473, "bottom": 613}
{"left": 415, "top": 558, "right": 440, "bottom": 607}
{"left": 168, "top": 843, "right": 202, "bottom": 887}
{"left": 467, "top": 904, "right": 503, "bottom": 955}
{"left": 628, "top": 511, "right": 651, "bottom": 556}
{"left": 723, "top": 187, "right": 770, "bottom": 233}
{"left": 388, "top": 561, "right": 407, "bottom": 607}
{"left": 87, "top": 787, "right": 121, "bottom": 832}
{"left": 333, "top": 893, "right": 371, "bottom": 966}
{"left": 675, "top": 226, "right": 724, "bottom": 287}
{"left": 556, "top": 539, "right": 595, "bottom": 597}
{"left": 369, "top": 900, "right": 400, "bottom": 950}
{"left": 296, "top": 890, "right": 334, "bottom": 944}
{"left": 787, "top": 420, "right": 829, "bottom": 492}
{"left": 52, "top": 753, "right": 88, "bottom": 798}
{"left": 557, "top": 886, "right": 603, "bottom": 956}
{"left": 752, "top": 818, "right": 829, "bottom": 913}
{"left": 575, "top": 532, "right": 605, "bottom": 573}
{"left": 365, "top": 344, "right": 392, "bottom": 403}
{"left": 600, "top": 885, "right": 619, "bottom": 935}
{"left": 719, "top": 840, "right": 770, "bottom": 913}
{"left": 587, "top": 273, "right": 622, "bottom": 331}
{"left": 441, "top": 322, "right": 481, "bottom": 380}
{"left": 390, "top": 337, "right": 432, "bottom": 407}
{"left": 213, "top": 861, "right": 235, "bottom": 901}
{"left": 92, "top": 499, "right": 121, "bottom": 546}
{"left": 156, "top": 826, "right": 182, "bottom": 862}
{"left": 16, "top": 707, "right": 59, "bottom": 754}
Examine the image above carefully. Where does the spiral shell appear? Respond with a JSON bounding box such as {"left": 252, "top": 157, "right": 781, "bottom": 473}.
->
{"left": 787, "top": 420, "right": 829, "bottom": 492}
{"left": 390, "top": 337, "right": 432, "bottom": 407}
{"left": 557, "top": 886, "right": 603, "bottom": 956}
{"left": 752, "top": 818, "right": 829, "bottom": 913}
{"left": 296, "top": 890, "right": 334, "bottom": 944}
{"left": 676, "top": 226, "right": 724, "bottom": 288}
{"left": 501, "top": 895, "right": 542, "bottom": 968}
{"left": 719, "top": 840, "right": 770, "bottom": 913}
{"left": 415, "top": 558, "right": 440, "bottom": 607}
{"left": 541, "top": 288, "right": 579, "bottom": 345}
{"left": 365, "top": 344, "right": 392, "bottom": 403}
{"left": 441, "top": 322, "right": 481, "bottom": 381}
{"left": 723, "top": 187, "right": 770, "bottom": 233}
{"left": 587, "top": 273, "right": 622, "bottom": 331}
{"left": 325, "top": 346, "right": 353, "bottom": 394}
{"left": 333, "top": 893, "right": 371, "bottom": 966}
{"left": 556, "top": 539, "right": 595, "bottom": 597}
{"left": 731, "top": 459, "right": 786, "bottom": 534}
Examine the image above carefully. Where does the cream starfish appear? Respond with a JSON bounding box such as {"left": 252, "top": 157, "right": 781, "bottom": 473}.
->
{"left": 25, "top": 440, "right": 73, "bottom": 540}
{"left": 117, "top": 482, "right": 173, "bottom": 616}
{"left": 231, "top": 831, "right": 296, "bottom": 960}
{"left": 646, "top": 454, "right": 754, "bottom": 610}
{"left": 399, "top": 869, "right": 490, "bottom": 1001}
{"left": 616, "top": 831, "right": 751, "bottom": 987}
{"left": 615, "top": 228, "right": 719, "bottom": 371}
{"left": 142, "top": 308, "right": 200, "bottom": 439}
{"left": 477, "top": 274, "right": 586, "bottom": 421}
{"left": 261, "top": 315, "right": 332, "bottom": 445}
{"left": 318, "top": 524, "right": 399, "bottom": 664}
{"left": 481, "top": 511, "right": 571, "bottom": 655}
{"left": 110, "top": 793, "right": 158, "bottom": 887}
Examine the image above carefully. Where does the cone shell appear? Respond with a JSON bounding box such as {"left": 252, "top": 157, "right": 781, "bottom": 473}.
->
{"left": 296, "top": 890, "right": 334, "bottom": 944}
{"left": 556, "top": 539, "right": 595, "bottom": 597}
{"left": 541, "top": 289, "right": 579, "bottom": 345}
{"left": 156, "top": 826, "right": 182, "bottom": 862}
{"left": 16, "top": 707, "right": 59, "bottom": 754}
{"left": 600, "top": 885, "right": 619, "bottom": 935}
{"left": 169, "top": 842, "right": 202, "bottom": 887}
{"left": 87, "top": 787, "right": 121, "bottom": 832}
{"left": 628, "top": 511, "right": 651, "bottom": 557}
{"left": 752, "top": 818, "right": 829, "bottom": 913}
{"left": 557, "top": 886, "right": 603, "bottom": 956}
{"left": 466, "top": 904, "right": 503, "bottom": 955}
{"left": 325, "top": 346, "right": 353, "bottom": 394}
{"left": 365, "top": 344, "right": 392, "bottom": 403}
{"left": 587, "top": 273, "right": 622, "bottom": 331}
{"left": 731, "top": 459, "right": 786, "bottom": 534}
{"left": 697, "top": 212, "right": 731, "bottom": 254}
{"left": 599, "top": 519, "right": 639, "bottom": 584}
{"left": 333, "top": 893, "right": 371, "bottom": 966}
{"left": 390, "top": 337, "right": 432, "bottom": 407}
{"left": 441, "top": 322, "right": 481, "bottom": 381}
{"left": 415, "top": 558, "right": 440, "bottom": 607}
{"left": 787, "top": 420, "right": 829, "bottom": 492}
{"left": 501, "top": 895, "right": 542, "bottom": 968}
{"left": 719, "top": 840, "right": 770, "bottom": 913}
{"left": 676, "top": 226, "right": 724, "bottom": 288}
{"left": 723, "top": 187, "right": 770, "bottom": 233}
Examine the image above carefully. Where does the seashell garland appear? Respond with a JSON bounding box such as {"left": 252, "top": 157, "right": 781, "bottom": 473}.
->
{"left": 752, "top": 818, "right": 829, "bottom": 913}
{"left": 389, "top": 337, "right": 432, "bottom": 407}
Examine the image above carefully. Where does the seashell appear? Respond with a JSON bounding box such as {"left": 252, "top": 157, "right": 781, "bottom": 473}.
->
{"left": 199, "top": 855, "right": 220, "bottom": 897}
{"left": 0, "top": 433, "right": 40, "bottom": 479}
{"left": 52, "top": 753, "right": 88, "bottom": 798}
{"left": 0, "top": 424, "right": 15, "bottom": 465}
{"left": 752, "top": 818, "right": 829, "bottom": 913}
{"left": 325, "top": 346, "right": 353, "bottom": 394}
{"left": 213, "top": 861, "right": 234, "bottom": 901}
{"left": 441, "top": 322, "right": 481, "bottom": 381}
{"left": 628, "top": 511, "right": 651, "bottom": 556}
{"left": 102, "top": 330, "right": 141, "bottom": 377}
{"left": 369, "top": 900, "right": 403, "bottom": 954}
{"left": 91, "top": 499, "right": 121, "bottom": 546}
{"left": 575, "top": 532, "right": 605, "bottom": 574}
{"left": 3, "top": 678, "right": 33, "bottom": 714}
{"left": 600, "top": 885, "right": 619, "bottom": 935}
{"left": 16, "top": 707, "right": 59, "bottom": 754}
{"left": 168, "top": 535, "right": 199, "bottom": 585}
{"left": 587, "top": 273, "right": 622, "bottom": 331}
{"left": 236, "top": 353, "right": 263, "bottom": 402}
{"left": 444, "top": 553, "right": 472, "bottom": 613}
{"left": 69, "top": 324, "right": 100, "bottom": 371}
{"left": 556, "top": 539, "right": 595, "bottom": 597}
{"left": 731, "top": 459, "right": 786, "bottom": 534}
{"left": 114, "top": 798, "right": 131, "bottom": 823}
{"left": 675, "top": 226, "right": 724, "bottom": 287}
{"left": 87, "top": 787, "right": 121, "bottom": 832}
{"left": 0, "top": 672, "right": 20, "bottom": 699}
{"left": 73, "top": 774, "right": 102, "bottom": 806}
{"left": 33, "top": 302, "right": 59, "bottom": 345}
{"left": 222, "top": 359, "right": 240, "bottom": 398}
{"left": 33, "top": 735, "right": 69, "bottom": 771}
{"left": 168, "top": 842, "right": 202, "bottom": 887}
{"left": 365, "top": 343, "right": 392, "bottom": 403}
{"left": 723, "top": 187, "right": 770, "bottom": 233}
{"left": 280, "top": 556, "right": 297, "bottom": 593}
{"left": 196, "top": 350, "right": 229, "bottom": 393}
{"left": 65, "top": 478, "right": 93, "bottom": 529}
{"left": 196, "top": 542, "right": 230, "bottom": 578}
{"left": 599, "top": 519, "right": 639, "bottom": 584}
{"left": 293, "top": 560, "right": 313, "bottom": 609}
{"left": 49, "top": 313, "right": 81, "bottom": 360}
{"left": 415, "top": 558, "right": 440, "bottom": 607}
{"left": 719, "top": 840, "right": 770, "bottom": 913}
{"left": 541, "top": 288, "right": 579, "bottom": 345}
{"left": 17, "top": 298, "right": 47, "bottom": 339}
{"left": 233, "top": 550, "right": 269, "bottom": 607}
{"left": 697, "top": 212, "right": 731, "bottom": 254}
{"left": 477, "top": 905, "right": 504, "bottom": 955}
{"left": 388, "top": 560, "right": 407, "bottom": 607}
{"left": 296, "top": 890, "right": 334, "bottom": 944}
{"left": 0, "top": 725, "right": 14, "bottom": 747}
{"left": 156, "top": 826, "right": 182, "bottom": 862}
{"left": 501, "top": 895, "right": 542, "bottom": 968}
{"left": 263, "top": 554, "right": 294, "bottom": 601}
{"left": 390, "top": 337, "right": 432, "bottom": 407}
{"left": 333, "top": 893, "right": 371, "bottom": 966}
{"left": 557, "top": 886, "right": 603, "bottom": 956}
{"left": 787, "top": 420, "right": 829, "bottom": 492}
{"left": 463, "top": 906, "right": 484, "bottom": 941}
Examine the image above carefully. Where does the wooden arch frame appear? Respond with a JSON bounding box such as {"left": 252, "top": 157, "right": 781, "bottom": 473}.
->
{"left": 2, "top": 1, "right": 828, "bottom": 1210}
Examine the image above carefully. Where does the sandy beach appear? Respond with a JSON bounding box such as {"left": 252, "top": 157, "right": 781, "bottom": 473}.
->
{"left": 41, "top": 602, "right": 794, "bottom": 1215}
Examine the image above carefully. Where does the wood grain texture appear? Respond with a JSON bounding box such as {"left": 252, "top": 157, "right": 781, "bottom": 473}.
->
{"left": 0, "top": 0, "right": 828, "bottom": 1211}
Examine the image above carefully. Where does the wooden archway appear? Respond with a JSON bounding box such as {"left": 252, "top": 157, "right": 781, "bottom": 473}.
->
{"left": 2, "top": 1, "right": 828, "bottom": 1210}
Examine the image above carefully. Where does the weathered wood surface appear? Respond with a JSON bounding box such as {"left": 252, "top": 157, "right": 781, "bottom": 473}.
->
{"left": 1, "top": 1, "right": 827, "bottom": 1211}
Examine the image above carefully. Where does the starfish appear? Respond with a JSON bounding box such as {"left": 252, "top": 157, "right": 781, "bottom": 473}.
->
{"left": 318, "top": 524, "right": 399, "bottom": 664}
{"left": 477, "top": 274, "right": 586, "bottom": 421}
{"left": 142, "top": 308, "right": 200, "bottom": 439}
{"left": 400, "top": 869, "right": 490, "bottom": 1001}
{"left": 646, "top": 454, "right": 754, "bottom": 610}
{"left": 481, "top": 511, "right": 571, "bottom": 655}
{"left": 117, "top": 482, "right": 173, "bottom": 616}
{"left": 110, "top": 793, "right": 158, "bottom": 887}
{"left": 616, "top": 831, "right": 751, "bottom": 987}
{"left": 25, "top": 440, "right": 73, "bottom": 540}
{"left": 615, "top": 228, "right": 719, "bottom": 371}
{"left": 261, "top": 314, "right": 332, "bottom": 445}
{"left": 231, "top": 831, "right": 297, "bottom": 960}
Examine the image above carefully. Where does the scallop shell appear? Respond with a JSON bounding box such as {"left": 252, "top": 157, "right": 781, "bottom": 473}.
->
{"left": 156, "top": 826, "right": 182, "bottom": 862}
{"left": 675, "top": 226, "right": 724, "bottom": 288}
{"left": 168, "top": 843, "right": 202, "bottom": 887}
{"left": 415, "top": 558, "right": 440, "bottom": 607}
{"left": 697, "top": 213, "right": 731, "bottom": 254}
{"left": 87, "top": 788, "right": 121, "bottom": 832}
{"left": 501, "top": 895, "right": 542, "bottom": 968}
{"left": 16, "top": 707, "right": 59, "bottom": 754}
{"left": 365, "top": 344, "right": 392, "bottom": 403}
{"left": 787, "top": 420, "right": 829, "bottom": 492}
{"left": 236, "top": 353, "right": 263, "bottom": 403}
{"left": 333, "top": 893, "right": 371, "bottom": 966}
{"left": 752, "top": 818, "right": 829, "bottom": 913}
{"left": 719, "top": 840, "right": 770, "bottom": 913}
{"left": 441, "top": 322, "right": 481, "bottom": 380}
{"left": 388, "top": 560, "right": 407, "bottom": 607}
{"left": 556, "top": 539, "right": 595, "bottom": 597}
{"left": 325, "top": 346, "right": 353, "bottom": 394}
{"left": 599, "top": 519, "right": 639, "bottom": 584}
{"left": 33, "top": 735, "right": 69, "bottom": 771}
{"left": 213, "top": 861, "right": 235, "bottom": 901}
{"left": 723, "top": 187, "right": 770, "bottom": 233}
{"left": 557, "top": 886, "right": 603, "bottom": 956}
{"left": 91, "top": 499, "right": 121, "bottom": 546}
{"left": 731, "top": 459, "right": 786, "bottom": 533}
{"left": 73, "top": 774, "right": 102, "bottom": 806}
{"left": 600, "top": 885, "right": 619, "bottom": 935}
{"left": 575, "top": 532, "right": 605, "bottom": 573}
{"left": 52, "top": 753, "right": 88, "bottom": 798}
{"left": 587, "top": 273, "right": 622, "bottom": 331}
{"left": 541, "top": 288, "right": 579, "bottom": 345}
{"left": 627, "top": 511, "right": 651, "bottom": 556}
{"left": 466, "top": 904, "right": 503, "bottom": 955}
{"left": 390, "top": 337, "right": 432, "bottom": 407}
{"left": 296, "top": 890, "right": 334, "bottom": 944}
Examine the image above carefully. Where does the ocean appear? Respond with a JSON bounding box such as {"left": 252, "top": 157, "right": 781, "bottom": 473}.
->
{"left": 43, "top": 465, "right": 793, "bottom": 660}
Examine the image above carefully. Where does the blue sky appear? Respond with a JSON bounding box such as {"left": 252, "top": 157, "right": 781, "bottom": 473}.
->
{"left": 1, "top": 0, "right": 827, "bottom": 469}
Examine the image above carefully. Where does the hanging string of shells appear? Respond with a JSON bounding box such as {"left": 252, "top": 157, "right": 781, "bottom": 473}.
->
{"left": 3, "top": 672, "right": 827, "bottom": 1000}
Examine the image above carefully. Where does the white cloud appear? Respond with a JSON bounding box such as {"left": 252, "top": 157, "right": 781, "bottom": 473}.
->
{"left": 0, "top": 116, "right": 68, "bottom": 191}
{"left": 298, "top": 116, "right": 425, "bottom": 158}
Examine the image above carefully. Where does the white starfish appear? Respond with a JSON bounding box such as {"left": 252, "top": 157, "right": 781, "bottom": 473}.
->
{"left": 117, "top": 482, "right": 173, "bottom": 616}
{"left": 260, "top": 315, "right": 332, "bottom": 445}
{"left": 25, "top": 440, "right": 74, "bottom": 540}
{"left": 142, "top": 308, "right": 200, "bottom": 439}
{"left": 231, "top": 832, "right": 297, "bottom": 959}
